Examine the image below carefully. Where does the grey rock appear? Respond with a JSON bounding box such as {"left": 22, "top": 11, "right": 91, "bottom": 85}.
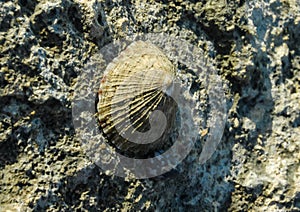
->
{"left": 0, "top": 0, "right": 299, "bottom": 211}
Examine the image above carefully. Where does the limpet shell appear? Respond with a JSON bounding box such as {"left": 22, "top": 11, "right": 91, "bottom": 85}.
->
{"left": 97, "top": 41, "right": 178, "bottom": 157}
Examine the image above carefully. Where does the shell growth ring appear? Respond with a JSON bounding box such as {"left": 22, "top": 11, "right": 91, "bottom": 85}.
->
{"left": 72, "top": 33, "right": 227, "bottom": 179}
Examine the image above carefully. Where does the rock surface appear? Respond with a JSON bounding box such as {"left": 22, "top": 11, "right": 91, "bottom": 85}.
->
{"left": 0, "top": 0, "right": 299, "bottom": 211}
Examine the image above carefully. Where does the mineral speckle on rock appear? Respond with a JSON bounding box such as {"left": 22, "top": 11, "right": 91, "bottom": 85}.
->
{"left": 0, "top": 0, "right": 299, "bottom": 211}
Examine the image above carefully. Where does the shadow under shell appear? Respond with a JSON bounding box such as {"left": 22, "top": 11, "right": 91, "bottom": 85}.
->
{"left": 95, "top": 90, "right": 179, "bottom": 159}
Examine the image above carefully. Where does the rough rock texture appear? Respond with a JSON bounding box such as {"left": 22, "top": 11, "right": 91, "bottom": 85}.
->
{"left": 0, "top": 0, "right": 299, "bottom": 211}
